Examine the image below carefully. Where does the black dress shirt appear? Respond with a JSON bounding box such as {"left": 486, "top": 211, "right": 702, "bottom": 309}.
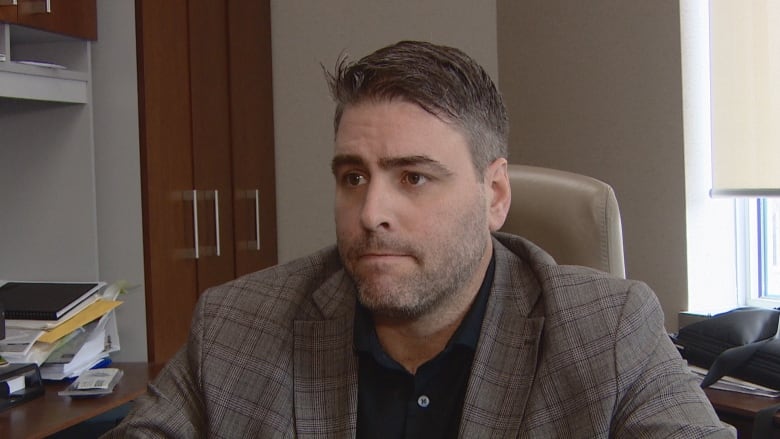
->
{"left": 354, "top": 255, "right": 495, "bottom": 439}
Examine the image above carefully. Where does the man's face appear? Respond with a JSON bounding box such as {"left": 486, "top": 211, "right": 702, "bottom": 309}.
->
{"left": 332, "top": 100, "right": 496, "bottom": 320}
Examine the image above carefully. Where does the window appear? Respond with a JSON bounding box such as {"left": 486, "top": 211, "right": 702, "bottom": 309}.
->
{"left": 710, "top": 0, "right": 780, "bottom": 308}
{"left": 682, "top": 0, "right": 780, "bottom": 313}
{"left": 760, "top": 199, "right": 780, "bottom": 297}
{"left": 742, "top": 198, "right": 780, "bottom": 306}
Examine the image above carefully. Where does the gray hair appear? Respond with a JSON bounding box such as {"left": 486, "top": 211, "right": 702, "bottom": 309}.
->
{"left": 325, "top": 40, "right": 509, "bottom": 177}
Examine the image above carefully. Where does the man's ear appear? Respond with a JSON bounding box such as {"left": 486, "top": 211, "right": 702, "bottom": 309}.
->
{"left": 485, "top": 158, "right": 511, "bottom": 232}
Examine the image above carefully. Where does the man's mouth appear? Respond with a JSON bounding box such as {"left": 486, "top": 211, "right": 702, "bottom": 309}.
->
{"left": 359, "top": 252, "right": 410, "bottom": 261}
{"left": 356, "top": 247, "right": 417, "bottom": 264}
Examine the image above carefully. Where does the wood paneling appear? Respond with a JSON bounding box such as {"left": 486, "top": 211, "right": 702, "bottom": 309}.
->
{"left": 189, "top": 0, "right": 236, "bottom": 291}
{"left": 16, "top": 0, "right": 97, "bottom": 40}
{"left": 136, "top": 0, "right": 277, "bottom": 363}
{"left": 228, "top": 0, "right": 277, "bottom": 276}
{"left": 136, "top": 0, "right": 198, "bottom": 363}
{"left": 0, "top": 5, "right": 16, "bottom": 23}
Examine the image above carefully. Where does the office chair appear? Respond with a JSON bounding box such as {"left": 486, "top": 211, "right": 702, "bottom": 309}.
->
{"left": 500, "top": 164, "right": 626, "bottom": 278}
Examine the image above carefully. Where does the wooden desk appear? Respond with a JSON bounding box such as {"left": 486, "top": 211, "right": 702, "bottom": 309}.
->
{"left": 0, "top": 362, "right": 160, "bottom": 439}
{"left": 706, "top": 388, "right": 780, "bottom": 438}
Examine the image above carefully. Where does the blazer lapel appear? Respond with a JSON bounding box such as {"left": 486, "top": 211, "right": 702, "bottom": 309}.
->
{"left": 459, "top": 240, "right": 545, "bottom": 437}
{"left": 293, "top": 270, "right": 358, "bottom": 438}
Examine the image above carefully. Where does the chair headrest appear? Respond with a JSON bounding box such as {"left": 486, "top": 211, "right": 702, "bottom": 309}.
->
{"left": 501, "top": 164, "right": 626, "bottom": 278}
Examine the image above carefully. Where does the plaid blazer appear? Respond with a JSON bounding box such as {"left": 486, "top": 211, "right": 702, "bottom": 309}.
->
{"left": 106, "top": 233, "right": 734, "bottom": 438}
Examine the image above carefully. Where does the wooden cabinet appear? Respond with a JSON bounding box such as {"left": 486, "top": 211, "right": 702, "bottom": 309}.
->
{"left": 0, "top": 4, "right": 14, "bottom": 23}
{"left": 136, "top": 0, "right": 277, "bottom": 363}
{"left": 0, "top": 0, "right": 96, "bottom": 40}
{"left": 226, "top": 0, "right": 277, "bottom": 277}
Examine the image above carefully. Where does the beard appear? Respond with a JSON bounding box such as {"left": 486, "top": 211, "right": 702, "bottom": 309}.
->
{"left": 338, "top": 199, "right": 490, "bottom": 320}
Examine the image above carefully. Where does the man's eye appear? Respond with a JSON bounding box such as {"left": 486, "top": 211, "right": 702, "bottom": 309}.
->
{"left": 402, "top": 173, "right": 428, "bottom": 186}
{"left": 344, "top": 173, "right": 367, "bottom": 186}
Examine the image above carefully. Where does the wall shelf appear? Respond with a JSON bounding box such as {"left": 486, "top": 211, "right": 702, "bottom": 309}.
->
{"left": 0, "top": 22, "right": 89, "bottom": 103}
{"left": 0, "top": 63, "right": 87, "bottom": 103}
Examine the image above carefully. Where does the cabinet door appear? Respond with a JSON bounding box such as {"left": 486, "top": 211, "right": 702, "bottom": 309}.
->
{"left": 228, "top": 0, "right": 278, "bottom": 276}
{"left": 137, "top": 0, "right": 277, "bottom": 364}
{"left": 17, "top": 0, "right": 96, "bottom": 40}
{"left": 0, "top": 4, "right": 15, "bottom": 23}
{"left": 137, "top": 0, "right": 198, "bottom": 364}
{"left": 189, "top": 0, "right": 236, "bottom": 291}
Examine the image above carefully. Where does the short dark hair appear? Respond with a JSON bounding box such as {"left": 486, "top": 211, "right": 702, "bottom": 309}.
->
{"left": 325, "top": 40, "right": 509, "bottom": 176}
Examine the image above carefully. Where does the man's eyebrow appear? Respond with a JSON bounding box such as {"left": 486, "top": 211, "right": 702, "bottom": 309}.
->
{"left": 378, "top": 155, "right": 453, "bottom": 175}
{"left": 331, "top": 154, "right": 453, "bottom": 175}
{"left": 331, "top": 154, "right": 365, "bottom": 175}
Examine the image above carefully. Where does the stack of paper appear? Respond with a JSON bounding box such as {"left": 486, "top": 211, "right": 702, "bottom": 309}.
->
{"left": 689, "top": 364, "right": 780, "bottom": 398}
{"left": 0, "top": 328, "right": 44, "bottom": 364}
{"left": 38, "top": 310, "right": 120, "bottom": 380}
{"left": 0, "top": 281, "right": 124, "bottom": 379}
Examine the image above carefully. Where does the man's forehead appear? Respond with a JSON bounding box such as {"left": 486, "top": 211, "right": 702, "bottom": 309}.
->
{"left": 333, "top": 100, "right": 473, "bottom": 172}
{"left": 336, "top": 98, "right": 453, "bottom": 132}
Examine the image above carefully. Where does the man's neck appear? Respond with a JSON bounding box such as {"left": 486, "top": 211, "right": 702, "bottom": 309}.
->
{"left": 372, "top": 250, "right": 492, "bottom": 374}
{"left": 373, "top": 312, "right": 464, "bottom": 374}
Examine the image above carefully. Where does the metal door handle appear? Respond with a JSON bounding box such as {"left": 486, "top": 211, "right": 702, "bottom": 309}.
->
{"left": 253, "top": 189, "right": 261, "bottom": 250}
{"left": 23, "top": 0, "right": 51, "bottom": 13}
{"left": 184, "top": 190, "right": 219, "bottom": 258}
{"left": 185, "top": 190, "right": 200, "bottom": 259}
{"left": 213, "top": 190, "right": 221, "bottom": 256}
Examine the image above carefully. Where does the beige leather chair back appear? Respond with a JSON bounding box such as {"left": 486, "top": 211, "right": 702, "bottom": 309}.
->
{"left": 500, "top": 164, "right": 626, "bottom": 278}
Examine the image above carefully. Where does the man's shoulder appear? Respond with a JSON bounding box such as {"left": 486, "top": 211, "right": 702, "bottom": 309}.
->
{"left": 200, "top": 245, "right": 346, "bottom": 312}
{"left": 493, "top": 232, "right": 655, "bottom": 316}
{"left": 539, "top": 264, "right": 653, "bottom": 319}
{"left": 493, "top": 231, "right": 665, "bottom": 353}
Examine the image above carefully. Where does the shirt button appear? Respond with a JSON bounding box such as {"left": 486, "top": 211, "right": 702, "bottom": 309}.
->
{"left": 417, "top": 395, "right": 430, "bottom": 408}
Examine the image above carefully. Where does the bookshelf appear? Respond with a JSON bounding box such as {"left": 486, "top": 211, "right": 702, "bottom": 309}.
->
{"left": 0, "top": 22, "right": 90, "bottom": 103}
{"left": 2, "top": 1, "right": 159, "bottom": 364}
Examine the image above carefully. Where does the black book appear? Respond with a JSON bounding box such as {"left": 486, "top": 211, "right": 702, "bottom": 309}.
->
{"left": 0, "top": 281, "right": 103, "bottom": 321}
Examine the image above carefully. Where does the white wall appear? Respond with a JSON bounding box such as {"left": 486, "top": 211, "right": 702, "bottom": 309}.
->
{"left": 270, "top": 0, "right": 499, "bottom": 262}
{"left": 92, "top": 0, "right": 147, "bottom": 362}
{"left": 497, "top": 0, "right": 690, "bottom": 329}
{"left": 0, "top": 99, "right": 98, "bottom": 280}
{"left": 680, "top": 0, "right": 738, "bottom": 314}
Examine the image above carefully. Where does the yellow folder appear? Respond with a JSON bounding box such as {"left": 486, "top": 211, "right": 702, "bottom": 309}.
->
{"left": 37, "top": 300, "right": 122, "bottom": 344}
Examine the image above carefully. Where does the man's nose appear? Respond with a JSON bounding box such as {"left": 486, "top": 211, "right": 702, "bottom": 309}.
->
{"left": 359, "top": 180, "right": 392, "bottom": 231}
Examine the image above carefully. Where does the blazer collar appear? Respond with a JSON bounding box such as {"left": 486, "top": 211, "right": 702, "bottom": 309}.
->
{"left": 459, "top": 237, "right": 545, "bottom": 437}
{"left": 294, "top": 267, "right": 359, "bottom": 437}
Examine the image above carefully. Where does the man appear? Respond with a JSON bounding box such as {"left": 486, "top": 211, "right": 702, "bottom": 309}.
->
{"left": 106, "top": 41, "right": 734, "bottom": 437}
